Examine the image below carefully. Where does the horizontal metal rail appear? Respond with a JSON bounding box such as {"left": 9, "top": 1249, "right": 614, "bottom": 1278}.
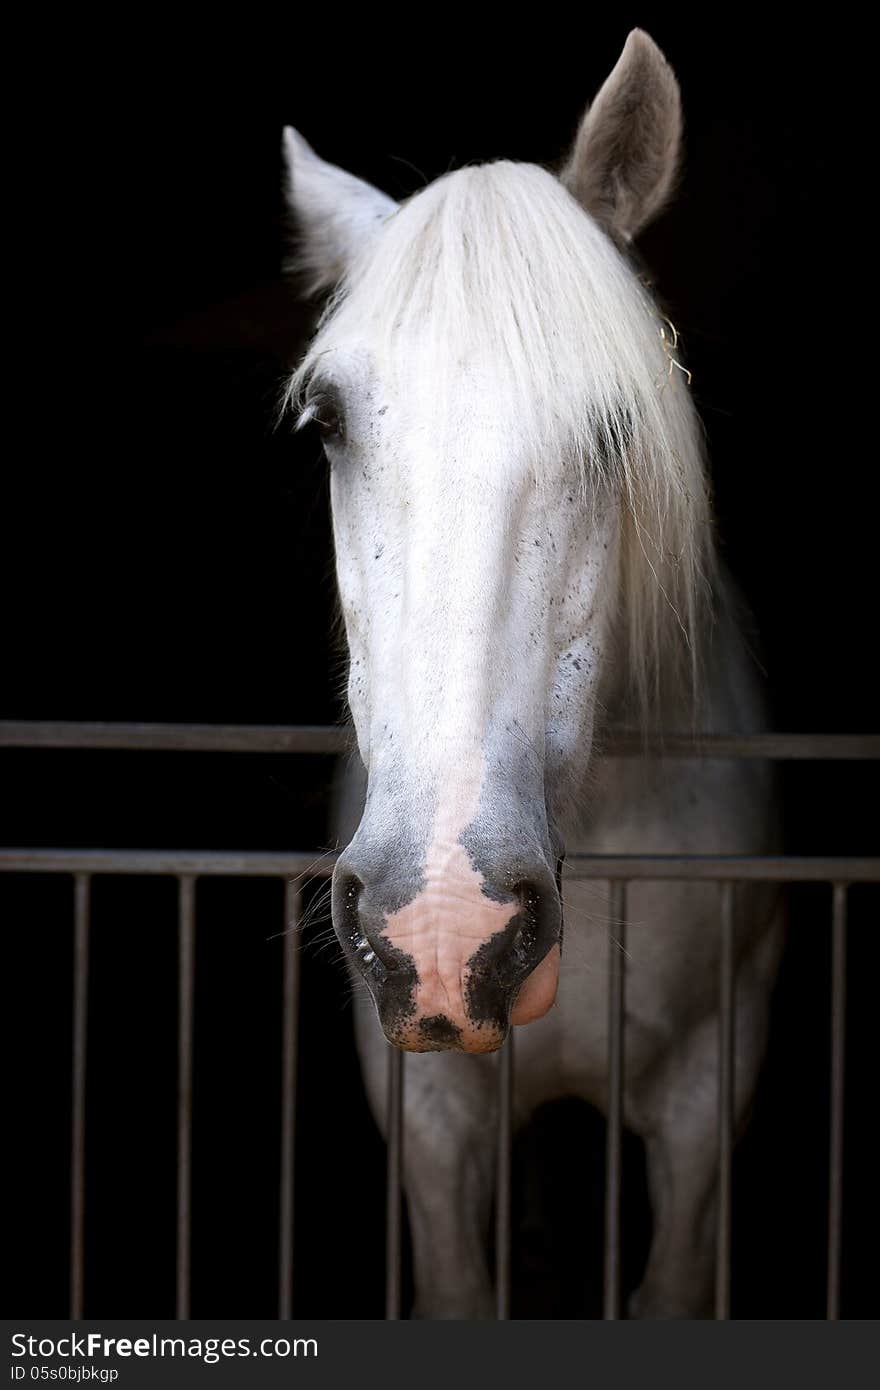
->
{"left": 2, "top": 849, "right": 878, "bottom": 881}
{"left": 1, "top": 721, "right": 878, "bottom": 760}
{"left": 0, "top": 721, "right": 352, "bottom": 755}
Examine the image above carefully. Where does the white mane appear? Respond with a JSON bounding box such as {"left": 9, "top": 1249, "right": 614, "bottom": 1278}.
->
{"left": 291, "top": 160, "right": 716, "bottom": 721}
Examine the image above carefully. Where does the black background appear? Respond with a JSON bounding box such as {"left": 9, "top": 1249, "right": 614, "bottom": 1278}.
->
{"left": 5, "top": 10, "right": 877, "bottom": 1318}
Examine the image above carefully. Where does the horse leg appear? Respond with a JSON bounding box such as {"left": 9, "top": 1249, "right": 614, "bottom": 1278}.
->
{"left": 628, "top": 1068, "right": 719, "bottom": 1319}
{"left": 629, "top": 928, "right": 781, "bottom": 1319}
{"left": 403, "top": 1051, "right": 498, "bottom": 1318}
{"left": 353, "top": 994, "right": 497, "bottom": 1319}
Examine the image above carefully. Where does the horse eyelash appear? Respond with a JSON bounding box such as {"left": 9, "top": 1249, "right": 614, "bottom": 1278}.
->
{"left": 297, "top": 387, "right": 345, "bottom": 440}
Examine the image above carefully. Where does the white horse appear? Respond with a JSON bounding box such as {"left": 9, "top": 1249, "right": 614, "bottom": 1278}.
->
{"left": 283, "top": 30, "right": 784, "bottom": 1317}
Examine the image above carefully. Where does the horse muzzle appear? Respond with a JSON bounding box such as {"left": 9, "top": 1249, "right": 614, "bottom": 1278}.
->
{"left": 333, "top": 848, "right": 562, "bottom": 1053}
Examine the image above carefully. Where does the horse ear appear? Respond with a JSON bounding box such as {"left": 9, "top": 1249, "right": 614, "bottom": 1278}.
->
{"left": 561, "top": 30, "right": 682, "bottom": 243}
{"left": 282, "top": 127, "right": 398, "bottom": 294}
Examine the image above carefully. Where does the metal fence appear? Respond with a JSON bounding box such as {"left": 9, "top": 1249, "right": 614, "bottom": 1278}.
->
{"left": 2, "top": 721, "right": 879, "bottom": 1323}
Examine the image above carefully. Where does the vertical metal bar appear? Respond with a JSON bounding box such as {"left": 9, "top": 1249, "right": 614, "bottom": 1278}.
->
{"left": 716, "top": 880, "right": 736, "bottom": 1320}
{"left": 603, "top": 879, "right": 626, "bottom": 1319}
{"left": 70, "top": 873, "right": 90, "bottom": 1320}
{"left": 827, "top": 882, "right": 848, "bottom": 1320}
{"left": 278, "top": 881, "right": 302, "bottom": 1320}
{"left": 176, "top": 875, "right": 196, "bottom": 1320}
{"left": 495, "top": 1030, "right": 515, "bottom": 1320}
{"left": 385, "top": 1044, "right": 405, "bottom": 1320}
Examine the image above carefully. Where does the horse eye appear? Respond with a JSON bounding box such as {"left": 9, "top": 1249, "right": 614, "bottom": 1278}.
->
{"left": 315, "top": 409, "right": 344, "bottom": 442}
{"left": 307, "top": 391, "right": 345, "bottom": 443}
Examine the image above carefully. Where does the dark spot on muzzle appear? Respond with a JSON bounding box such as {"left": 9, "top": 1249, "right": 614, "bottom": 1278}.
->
{"left": 418, "top": 1014, "right": 463, "bottom": 1048}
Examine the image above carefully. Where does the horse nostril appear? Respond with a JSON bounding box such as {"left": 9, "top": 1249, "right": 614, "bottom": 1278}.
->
{"left": 335, "top": 869, "right": 366, "bottom": 950}
{"left": 335, "top": 866, "right": 404, "bottom": 975}
{"left": 519, "top": 881, "right": 543, "bottom": 918}
{"left": 496, "top": 876, "right": 559, "bottom": 978}
{"left": 362, "top": 928, "right": 401, "bottom": 972}
{"left": 514, "top": 880, "right": 543, "bottom": 940}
